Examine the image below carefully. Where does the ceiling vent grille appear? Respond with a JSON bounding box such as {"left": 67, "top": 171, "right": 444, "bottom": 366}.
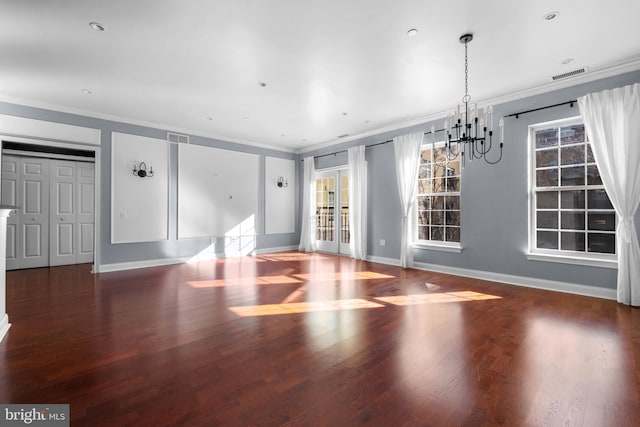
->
{"left": 552, "top": 67, "right": 587, "bottom": 81}
{"left": 337, "top": 134, "right": 350, "bottom": 138}
{"left": 167, "top": 132, "right": 189, "bottom": 144}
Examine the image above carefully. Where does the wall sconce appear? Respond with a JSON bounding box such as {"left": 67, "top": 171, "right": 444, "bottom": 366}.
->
{"left": 277, "top": 176, "right": 288, "bottom": 188}
{"left": 133, "top": 161, "right": 154, "bottom": 178}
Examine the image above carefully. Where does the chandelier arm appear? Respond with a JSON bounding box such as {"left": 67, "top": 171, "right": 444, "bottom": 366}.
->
{"left": 483, "top": 143, "right": 504, "bottom": 165}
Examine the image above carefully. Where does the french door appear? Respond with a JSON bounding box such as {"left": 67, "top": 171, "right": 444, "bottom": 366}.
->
{"left": 315, "top": 169, "right": 349, "bottom": 254}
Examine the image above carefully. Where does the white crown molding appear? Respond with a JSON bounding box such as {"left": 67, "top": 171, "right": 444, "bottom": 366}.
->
{"left": 0, "top": 94, "right": 296, "bottom": 154}
{"left": 299, "top": 58, "right": 640, "bottom": 155}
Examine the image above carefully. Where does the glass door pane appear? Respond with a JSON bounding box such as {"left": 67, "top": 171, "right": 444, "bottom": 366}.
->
{"left": 340, "top": 174, "right": 350, "bottom": 254}
{"left": 315, "top": 169, "right": 350, "bottom": 254}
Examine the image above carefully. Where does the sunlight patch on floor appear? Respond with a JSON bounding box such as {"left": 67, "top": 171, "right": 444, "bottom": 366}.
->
{"left": 375, "top": 291, "right": 501, "bottom": 305}
{"left": 293, "top": 271, "right": 395, "bottom": 281}
{"left": 257, "top": 253, "right": 330, "bottom": 262}
{"left": 229, "top": 299, "right": 384, "bottom": 317}
{"left": 187, "top": 275, "right": 304, "bottom": 288}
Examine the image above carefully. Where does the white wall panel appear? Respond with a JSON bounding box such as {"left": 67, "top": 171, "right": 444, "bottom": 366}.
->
{"left": 178, "top": 144, "right": 258, "bottom": 239}
{"left": 265, "top": 157, "right": 295, "bottom": 234}
{"left": 111, "top": 133, "right": 168, "bottom": 243}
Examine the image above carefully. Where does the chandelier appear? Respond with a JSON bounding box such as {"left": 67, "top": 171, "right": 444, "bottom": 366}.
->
{"left": 432, "top": 33, "right": 504, "bottom": 165}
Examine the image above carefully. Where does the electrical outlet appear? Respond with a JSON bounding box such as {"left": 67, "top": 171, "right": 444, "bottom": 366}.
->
{"left": 379, "top": 239, "right": 386, "bottom": 247}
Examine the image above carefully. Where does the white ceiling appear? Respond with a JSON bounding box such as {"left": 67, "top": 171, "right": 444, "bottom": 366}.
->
{"left": 1, "top": 0, "right": 639, "bottom": 152}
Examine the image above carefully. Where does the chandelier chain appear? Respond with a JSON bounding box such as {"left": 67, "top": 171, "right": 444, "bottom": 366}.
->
{"left": 464, "top": 41, "right": 468, "bottom": 99}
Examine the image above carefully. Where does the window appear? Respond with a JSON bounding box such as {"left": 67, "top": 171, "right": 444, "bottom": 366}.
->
{"left": 416, "top": 143, "right": 461, "bottom": 245}
{"left": 530, "top": 118, "right": 616, "bottom": 261}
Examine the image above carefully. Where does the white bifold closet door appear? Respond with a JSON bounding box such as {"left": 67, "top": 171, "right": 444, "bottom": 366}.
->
{"left": 2, "top": 155, "right": 94, "bottom": 269}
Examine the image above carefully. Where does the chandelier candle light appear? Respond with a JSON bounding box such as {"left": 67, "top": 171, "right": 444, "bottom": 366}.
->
{"left": 433, "top": 33, "right": 504, "bottom": 166}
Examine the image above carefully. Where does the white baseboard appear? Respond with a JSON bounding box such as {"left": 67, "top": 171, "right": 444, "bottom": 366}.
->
{"left": 255, "top": 245, "right": 298, "bottom": 254}
{"left": 97, "top": 246, "right": 300, "bottom": 273}
{"left": 97, "top": 257, "right": 191, "bottom": 273}
{"left": 0, "top": 314, "right": 11, "bottom": 343}
{"left": 365, "top": 255, "right": 616, "bottom": 300}
{"left": 366, "top": 255, "right": 402, "bottom": 267}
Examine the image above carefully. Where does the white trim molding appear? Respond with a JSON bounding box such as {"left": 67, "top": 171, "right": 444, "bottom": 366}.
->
{"left": 0, "top": 314, "right": 10, "bottom": 342}
{"left": 365, "top": 255, "right": 616, "bottom": 300}
{"left": 0, "top": 114, "right": 100, "bottom": 145}
{"left": 97, "top": 246, "right": 300, "bottom": 273}
{"left": 413, "top": 261, "right": 616, "bottom": 300}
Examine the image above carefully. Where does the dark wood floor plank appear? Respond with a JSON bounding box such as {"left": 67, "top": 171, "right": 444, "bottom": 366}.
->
{"left": 0, "top": 253, "right": 638, "bottom": 426}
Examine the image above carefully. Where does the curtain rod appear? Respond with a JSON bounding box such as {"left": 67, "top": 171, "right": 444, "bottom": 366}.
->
{"left": 302, "top": 128, "right": 448, "bottom": 161}
{"left": 505, "top": 100, "right": 577, "bottom": 119}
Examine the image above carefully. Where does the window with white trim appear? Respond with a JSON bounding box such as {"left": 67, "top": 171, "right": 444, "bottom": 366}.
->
{"left": 417, "top": 143, "right": 461, "bottom": 244}
{"left": 530, "top": 118, "right": 616, "bottom": 258}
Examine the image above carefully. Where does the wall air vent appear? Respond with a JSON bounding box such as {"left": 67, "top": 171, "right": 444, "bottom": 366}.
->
{"left": 552, "top": 67, "right": 587, "bottom": 81}
{"left": 167, "top": 132, "right": 189, "bottom": 144}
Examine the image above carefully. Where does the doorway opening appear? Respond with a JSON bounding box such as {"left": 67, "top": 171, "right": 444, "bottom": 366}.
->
{"left": 1, "top": 140, "right": 97, "bottom": 270}
{"left": 315, "top": 168, "right": 349, "bottom": 254}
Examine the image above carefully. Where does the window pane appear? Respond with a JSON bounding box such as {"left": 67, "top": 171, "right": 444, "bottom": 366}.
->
{"left": 420, "top": 149, "right": 432, "bottom": 163}
{"left": 537, "top": 231, "right": 558, "bottom": 249}
{"left": 418, "top": 226, "right": 429, "bottom": 240}
{"left": 588, "top": 233, "right": 615, "bottom": 254}
{"left": 561, "top": 232, "right": 585, "bottom": 251}
{"left": 445, "top": 196, "right": 460, "bottom": 210}
{"left": 418, "top": 210, "right": 429, "bottom": 226}
{"left": 432, "top": 211, "right": 444, "bottom": 225}
{"left": 537, "top": 211, "right": 558, "bottom": 229}
{"left": 537, "top": 191, "right": 558, "bottom": 209}
{"left": 536, "top": 169, "right": 558, "bottom": 187}
{"left": 588, "top": 189, "right": 613, "bottom": 210}
{"left": 536, "top": 149, "right": 558, "bottom": 167}
{"left": 418, "top": 179, "right": 430, "bottom": 194}
{"left": 431, "top": 226, "right": 444, "bottom": 241}
{"left": 588, "top": 213, "right": 615, "bottom": 231}
{"left": 561, "top": 166, "right": 585, "bottom": 186}
{"left": 586, "top": 165, "right": 602, "bottom": 185}
{"left": 536, "top": 128, "right": 558, "bottom": 148}
{"left": 560, "top": 145, "right": 585, "bottom": 165}
{"left": 431, "top": 196, "right": 444, "bottom": 210}
{"left": 561, "top": 190, "right": 585, "bottom": 209}
{"left": 560, "top": 124, "right": 586, "bottom": 144}
{"left": 446, "top": 227, "right": 460, "bottom": 243}
{"left": 446, "top": 210, "right": 460, "bottom": 226}
{"left": 561, "top": 212, "right": 585, "bottom": 230}
{"left": 418, "top": 196, "right": 431, "bottom": 211}
{"left": 586, "top": 144, "right": 595, "bottom": 163}
{"left": 445, "top": 177, "right": 459, "bottom": 192}
{"left": 419, "top": 164, "right": 431, "bottom": 179}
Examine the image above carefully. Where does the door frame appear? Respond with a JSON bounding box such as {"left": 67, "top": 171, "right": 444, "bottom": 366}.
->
{"left": 315, "top": 166, "right": 349, "bottom": 255}
{"left": 0, "top": 136, "right": 101, "bottom": 272}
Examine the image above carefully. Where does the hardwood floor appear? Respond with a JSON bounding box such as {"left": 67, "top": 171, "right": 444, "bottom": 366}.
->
{"left": 1, "top": 252, "right": 638, "bottom": 426}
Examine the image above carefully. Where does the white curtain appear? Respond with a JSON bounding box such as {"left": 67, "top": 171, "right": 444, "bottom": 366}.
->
{"left": 393, "top": 133, "right": 423, "bottom": 268}
{"left": 348, "top": 145, "right": 367, "bottom": 260}
{"left": 578, "top": 83, "right": 640, "bottom": 306}
{"left": 298, "top": 156, "right": 317, "bottom": 252}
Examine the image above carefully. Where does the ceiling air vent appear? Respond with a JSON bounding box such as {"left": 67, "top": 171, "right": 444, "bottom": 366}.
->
{"left": 552, "top": 67, "right": 587, "bottom": 81}
{"left": 167, "top": 132, "right": 189, "bottom": 144}
{"left": 337, "top": 134, "right": 350, "bottom": 138}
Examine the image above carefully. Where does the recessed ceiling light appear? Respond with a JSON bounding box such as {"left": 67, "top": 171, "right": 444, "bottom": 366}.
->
{"left": 561, "top": 58, "right": 574, "bottom": 65}
{"left": 206, "top": 116, "right": 213, "bottom": 121}
{"left": 243, "top": 116, "right": 249, "bottom": 120}
{"left": 89, "top": 22, "right": 105, "bottom": 31}
{"left": 258, "top": 82, "right": 267, "bottom": 87}
{"left": 544, "top": 11, "right": 559, "bottom": 20}
{"left": 81, "top": 89, "right": 93, "bottom": 94}
{"left": 342, "top": 112, "right": 348, "bottom": 116}
{"left": 407, "top": 28, "right": 418, "bottom": 37}
{"left": 280, "top": 134, "right": 285, "bottom": 137}
{"left": 365, "top": 120, "right": 370, "bottom": 124}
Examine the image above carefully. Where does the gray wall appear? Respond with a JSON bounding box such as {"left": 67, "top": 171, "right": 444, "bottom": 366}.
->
{"left": 0, "top": 103, "right": 299, "bottom": 266}
{"left": 300, "top": 69, "right": 640, "bottom": 290}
